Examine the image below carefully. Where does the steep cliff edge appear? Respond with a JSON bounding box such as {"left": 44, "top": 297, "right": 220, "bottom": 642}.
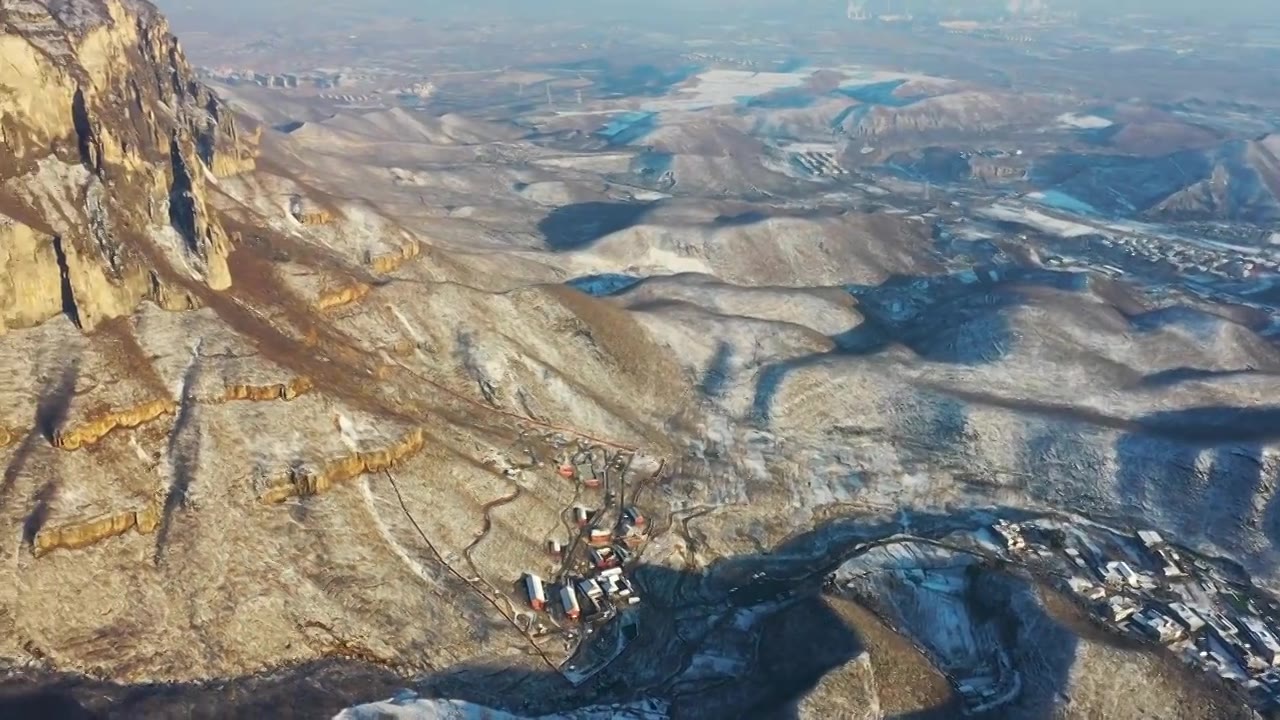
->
{"left": 0, "top": 0, "right": 256, "bottom": 333}
{"left": 0, "top": 0, "right": 688, "bottom": 691}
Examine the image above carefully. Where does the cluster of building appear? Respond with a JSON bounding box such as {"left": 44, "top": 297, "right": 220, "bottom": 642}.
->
{"left": 953, "top": 650, "right": 1021, "bottom": 713}
{"left": 198, "top": 68, "right": 354, "bottom": 90}
{"left": 522, "top": 505, "right": 647, "bottom": 623}
{"left": 790, "top": 150, "right": 848, "bottom": 178}
{"left": 521, "top": 570, "right": 639, "bottom": 619}
{"left": 1079, "top": 230, "right": 1280, "bottom": 283}
{"left": 519, "top": 453, "right": 649, "bottom": 628}
{"left": 678, "top": 52, "right": 757, "bottom": 69}
{"left": 992, "top": 519, "right": 1280, "bottom": 712}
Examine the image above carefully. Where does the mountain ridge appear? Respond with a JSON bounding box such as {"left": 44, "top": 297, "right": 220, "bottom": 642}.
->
{"left": 1, "top": 0, "right": 256, "bottom": 334}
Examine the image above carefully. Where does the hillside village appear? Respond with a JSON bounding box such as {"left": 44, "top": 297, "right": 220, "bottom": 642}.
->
{"left": 504, "top": 445, "right": 659, "bottom": 684}
{"left": 993, "top": 517, "right": 1280, "bottom": 714}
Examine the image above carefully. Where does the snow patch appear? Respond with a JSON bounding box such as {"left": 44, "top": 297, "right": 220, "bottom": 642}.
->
{"left": 978, "top": 204, "right": 1102, "bottom": 238}
{"left": 359, "top": 477, "right": 443, "bottom": 591}
{"left": 642, "top": 70, "right": 812, "bottom": 112}
{"left": 390, "top": 305, "right": 427, "bottom": 346}
{"left": 336, "top": 413, "right": 362, "bottom": 451}
{"left": 335, "top": 693, "right": 669, "bottom": 720}
{"left": 1055, "top": 112, "right": 1114, "bottom": 130}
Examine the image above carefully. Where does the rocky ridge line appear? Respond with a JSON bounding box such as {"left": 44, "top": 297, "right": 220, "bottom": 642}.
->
{"left": 0, "top": 0, "right": 258, "bottom": 335}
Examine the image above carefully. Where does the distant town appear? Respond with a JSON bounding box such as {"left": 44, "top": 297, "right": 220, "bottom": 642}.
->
{"left": 991, "top": 517, "right": 1280, "bottom": 714}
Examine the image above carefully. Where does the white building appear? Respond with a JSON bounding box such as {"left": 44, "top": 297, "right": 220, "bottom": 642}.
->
{"left": 1065, "top": 547, "right": 1088, "bottom": 569}
{"left": 1137, "top": 530, "right": 1164, "bottom": 548}
{"left": 1167, "top": 603, "right": 1206, "bottom": 633}
{"left": 1206, "top": 610, "right": 1239, "bottom": 638}
{"left": 524, "top": 574, "right": 547, "bottom": 610}
{"left": 577, "top": 578, "right": 603, "bottom": 600}
{"left": 1132, "top": 609, "right": 1182, "bottom": 644}
{"left": 1104, "top": 561, "right": 1141, "bottom": 588}
{"left": 600, "top": 575, "right": 620, "bottom": 597}
{"left": 1241, "top": 617, "right": 1280, "bottom": 666}
{"left": 560, "top": 585, "right": 581, "bottom": 620}
{"left": 1106, "top": 595, "right": 1138, "bottom": 622}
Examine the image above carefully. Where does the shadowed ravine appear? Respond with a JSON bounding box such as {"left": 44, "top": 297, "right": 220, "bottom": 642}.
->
{"left": 0, "top": 508, "right": 1250, "bottom": 719}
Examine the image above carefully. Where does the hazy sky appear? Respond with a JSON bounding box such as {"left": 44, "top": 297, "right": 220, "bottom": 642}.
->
{"left": 158, "top": 0, "right": 1276, "bottom": 21}
{"left": 156, "top": 0, "right": 1279, "bottom": 33}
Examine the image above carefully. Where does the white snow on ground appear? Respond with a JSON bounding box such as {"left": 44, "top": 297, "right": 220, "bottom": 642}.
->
{"left": 336, "top": 412, "right": 364, "bottom": 451}
{"left": 829, "top": 65, "right": 948, "bottom": 87}
{"left": 642, "top": 70, "right": 812, "bottom": 112}
{"left": 389, "top": 306, "right": 442, "bottom": 365}
{"left": 358, "top": 477, "right": 443, "bottom": 592}
{"left": 682, "top": 652, "right": 751, "bottom": 679}
{"left": 978, "top": 204, "right": 1102, "bottom": 238}
{"left": 551, "top": 110, "right": 629, "bottom": 118}
{"left": 554, "top": 239, "right": 714, "bottom": 279}
{"left": 128, "top": 436, "right": 152, "bottom": 465}
{"left": 731, "top": 600, "right": 787, "bottom": 631}
{"left": 772, "top": 141, "right": 842, "bottom": 154}
{"left": 949, "top": 225, "right": 997, "bottom": 241}
{"left": 334, "top": 691, "right": 669, "bottom": 719}
{"left": 1055, "top": 112, "right": 1114, "bottom": 129}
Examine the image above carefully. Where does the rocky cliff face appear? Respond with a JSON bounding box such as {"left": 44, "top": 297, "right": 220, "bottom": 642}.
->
{"left": 0, "top": 0, "right": 689, "bottom": 693}
{"left": 0, "top": 0, "right": 256, "bottom": 333}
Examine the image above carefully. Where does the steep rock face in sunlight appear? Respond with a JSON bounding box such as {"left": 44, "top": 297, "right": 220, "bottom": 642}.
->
{"left": 0, "top": 0, "right": 257, "bottom": 332}
{"left": 0, "top": 2, "right": 1277, "bottom": 718}
{"left": 0, "top": 1, "right": 688, "bottom": 697}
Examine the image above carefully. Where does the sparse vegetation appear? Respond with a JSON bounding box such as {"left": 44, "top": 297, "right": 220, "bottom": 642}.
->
{"left": 3, "top": 0, "right": 1280, "bottom": 717}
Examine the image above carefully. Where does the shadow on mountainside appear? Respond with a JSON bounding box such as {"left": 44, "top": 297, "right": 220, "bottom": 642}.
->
{"left": 700, "top": 341, "right": 735, "bottom": 400}
{"left": 944, "top": 387, "right": 1280, "bottom": 563}
{"left": 154, "top": 354, "right": 203, "bottom": 566}
{"left": 1114, "top": 405, "right": 1280, "bottom": 555}
{"left": 746, "top": 261, "right": 1280, "bottom": 550}
{"left": 921, "top": 380, "right": 1280, "bottom": 558}
{"left": 0, "top": 509, "right": 1201, "bottom": 720}
{"left": 1138, "top": 367, "right": 1271, "bottom": 389}
{"left": 2, "top": 358, "right": 80, "bottom": 504}
{"left": 750, "top": 267, "right": 1090, "bottom": 422}
{"left": 537, "top": 201, "right": 656, "bottom": 252}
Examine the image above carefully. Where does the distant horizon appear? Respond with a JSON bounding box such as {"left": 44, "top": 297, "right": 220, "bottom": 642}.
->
{"left": 154, "top": 0, "right": 1280, "bottom": 30}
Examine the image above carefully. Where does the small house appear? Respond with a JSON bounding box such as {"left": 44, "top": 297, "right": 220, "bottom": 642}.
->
{"left": 560, "top": 585, "right": 580, "bottom": 620}
{"left": 524, "top": 573, "right": 546, "bottom": 611}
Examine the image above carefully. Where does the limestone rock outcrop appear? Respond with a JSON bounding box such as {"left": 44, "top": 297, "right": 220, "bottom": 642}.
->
{"left": 0, "top": 0, "right": 257, "bottom": 333}
{"left": 220, "top": 376, "right": 314, "bottom": 402}
{"left": 53, "top": 397, "right": 175, "bottom": 450}
{"left": 256, "top": 427, "right": 428, "bottom": 503}
{"left": 289, "top": 195, "right": 334, "bottom": 226}
{"left": 33, "top": 498, "right": 157, "bottom": 556}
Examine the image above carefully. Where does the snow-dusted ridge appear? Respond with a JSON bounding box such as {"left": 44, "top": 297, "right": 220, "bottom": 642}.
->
{"left": 334, "top": 691, "right": 669, "bottom": 719}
